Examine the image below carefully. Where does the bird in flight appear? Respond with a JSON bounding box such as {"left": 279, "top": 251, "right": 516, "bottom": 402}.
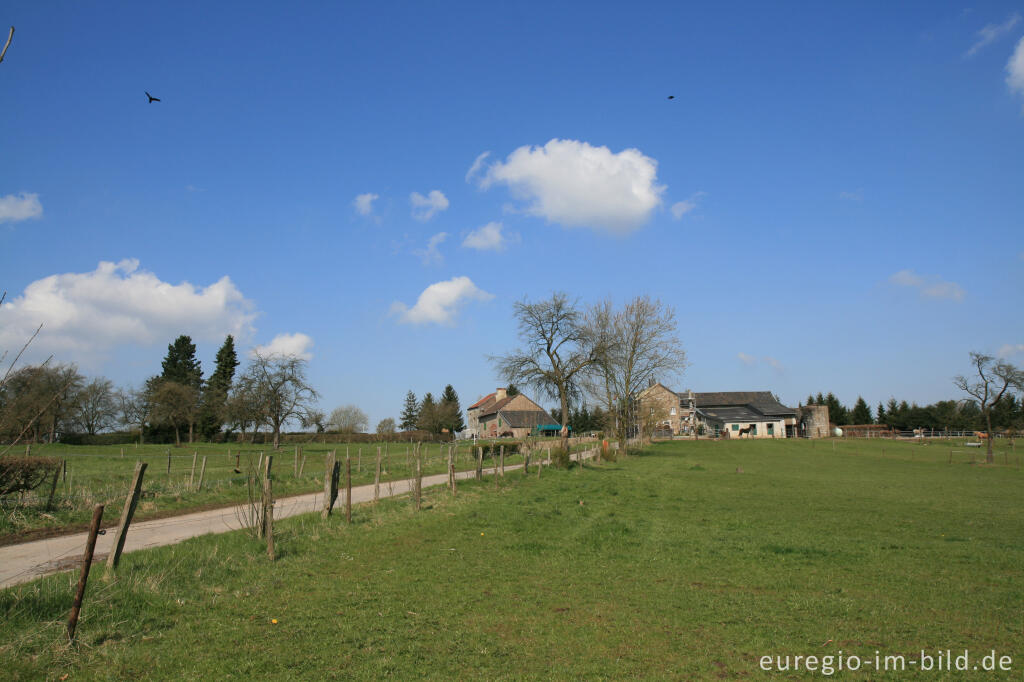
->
{"left": 145, "top": 91, "right": 161, "bottom": 103}
{"left": 667, "top": 95, "right": 675, "bottom": 100}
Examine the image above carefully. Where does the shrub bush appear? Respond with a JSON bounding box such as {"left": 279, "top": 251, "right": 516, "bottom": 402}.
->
{"left": 0, "top": 456, "right": 61, "bottom": 496}
{"left": 549, "top": 447, "right": 572, "bottom": 469}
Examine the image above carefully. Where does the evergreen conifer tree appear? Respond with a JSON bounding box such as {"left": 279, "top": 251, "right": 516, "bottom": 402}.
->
{"left": 400, "top": 390, "right": 419, "bottom": 431}
{"left": 439, "top": 384, "right": 465, "bottom": 433}
{"left": 161, "top": 335, "right": 203, "bottom": 389}
{"left": 417, "top": 392, "right": 438, "bottom": 433}
{"left": 199, "top": 335, "right": 239, "bottom": 439}
{"left": 851, "top": 396, "right": 872, "bottom": 424}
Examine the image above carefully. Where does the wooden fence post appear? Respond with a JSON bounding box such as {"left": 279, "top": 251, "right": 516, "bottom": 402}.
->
{"left": 166, "top": 449, "right": 171, "bottom": 479}
{"left": 67, "top": 504, "right": 104, "bottom": 643}
{"left": 107, "top": 461, "right": 148, "bottom": 570}
{"left": 263, "top": 455, "right": 274, "bottom": 560}
{"left": 500, "top": 446, "right": 505, "bottom": 476}
{"left": 523, "top": 450, "right": 530, "bottom": 476}
{"left": 358, "top": 447, "right": 362, "bottom": 474}
{"left": 374, "top": 447, "right": 381, "bottom": 502}
{"left": 45, "top": 461, "right": 61, "bottom": 511}
{"left": 298, "top": 455, "right": 306, "bottom": 477}
{"left": 294, "top": 445, "right": 299, "bottom": 477}
{"left": 197, "top": 456, "right": 207, "bottom": 490}
{"left": 476, "top": 447, "right": 483, "bottom": 481}
{"left": 322, "top": 451, "right": 337, "bottom": 519}
{"left": 414, "top": 444, "right": 423, "bottom": 511}
{"left": 189, "top": 451, "right": 198, "bottom": 488}
{"left": 345, "top": 452, "right": 352, "bottom": 524}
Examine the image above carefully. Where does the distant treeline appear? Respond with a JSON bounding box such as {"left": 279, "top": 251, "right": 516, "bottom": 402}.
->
{"left": 805, "top": 392, "right": 1023, "bottom": 432}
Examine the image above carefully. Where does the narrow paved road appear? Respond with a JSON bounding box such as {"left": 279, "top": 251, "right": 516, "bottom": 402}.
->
{"left": 0, "top": 448, "right": 595, "bottom": 589}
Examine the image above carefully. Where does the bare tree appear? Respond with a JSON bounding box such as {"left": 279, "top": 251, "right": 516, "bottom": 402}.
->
{"left": 118, "top": 386, "right": 150, "bottom": 444}
{"left": 74, "top": 377, "right": 118, "bottom": 435}
{"left": 0, "top": 363, "right": 83, "bottom": 443}
{"left": 302, "top": 408, "right": 327, "bottom": 433}
{"left": 329, "top": 404, "right": 368, "bottom": 435}
{"left": 149, "top": 380, "right": 199, "bottom": 446}
{"left": 376, "top": 417, "right": 396, "bottom": 436}
{"left": 588, "top": 296, "right": 687, "bottom": 451}
{"left": 491, "top": 293, "right": 604, "bottom": 453}
{"left": 244, "top": 353, "right": 318, "bottom": 449}
{"left": 954, "top": 352, "right": 1023, "bottom": 462}
{"left": 224, "top": 375, "right": 263, "bottom": 443}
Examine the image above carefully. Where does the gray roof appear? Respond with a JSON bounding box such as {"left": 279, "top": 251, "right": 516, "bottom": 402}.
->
{"left": 500, "top": 410, "right": 559, "bottom": 429}
{"left": 701, "top": 406, "right": 770, "bottom": 423}
{"left": 691, "top": 391, "right": 795, "bottom": 417}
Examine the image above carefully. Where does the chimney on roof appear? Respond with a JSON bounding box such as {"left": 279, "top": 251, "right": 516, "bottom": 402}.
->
{"left": 495, "top": 387, "right": 507, "bottom": 401}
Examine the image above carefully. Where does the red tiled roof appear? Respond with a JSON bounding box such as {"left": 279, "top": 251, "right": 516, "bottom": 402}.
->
{"left": 468, "top": 393, "right": 495, "bottom": 410}
{"left": 479, "top": 396, "right": 515, "bottom": 417}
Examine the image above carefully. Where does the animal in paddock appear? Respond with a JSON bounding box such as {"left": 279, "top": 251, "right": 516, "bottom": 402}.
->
{"left": 737, "top": 424, "right": 755, "bottom": 438}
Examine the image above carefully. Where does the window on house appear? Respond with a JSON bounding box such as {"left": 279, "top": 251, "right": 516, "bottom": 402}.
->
{"left": 731, "top": 424, "right": 738, "bottom": 431}
{"left": 751, "top": 424, "right": 758, "bottom": 435}
{"left": 767, "top": 423, "right": 774, "bottom": 434}
{"left": 670, "top": 408, "right": 676, "bottom": 415}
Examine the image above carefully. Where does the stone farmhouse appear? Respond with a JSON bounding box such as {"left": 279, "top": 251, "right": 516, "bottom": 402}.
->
{"left": 638, "top": 385, "right": 815, "bottom": 438}
{"left": 466, "top": 388, "right": 560, "bottom": 439}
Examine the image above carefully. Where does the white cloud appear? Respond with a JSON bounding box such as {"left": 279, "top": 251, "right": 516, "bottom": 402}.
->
{"left": 1007, "top": 36, "right": 1024, "bottom": 103}
{"left": 251, "top": 332, "right": 314, "bottom": 361}
{"left": 764, "top": 356, "right": 783, "bottom": 370}
{"left": 966, "top": 13, "right": 1020, "bottom": 57}
{"left": 353, "top": 192, "right": 379, "bottom": 216}
{"left": 0, "top": 192, "right": 43, "bottom": 224}
{"left": 413, "top": 232, "right": 449, "bottom": 264}
{"left": 737, "top": 352, "right": 756, "bottom": 366}
{"left": 479, "top": 139, "right": 665, "bottom": 234}
{"left": 0, "top": 260, "right": 256, "bottom": 360}
{"left": 465, "top": 151, "right": 490, "bottom": 183}
{"left": 839, "top": 189, "right": 863, "bottom": 201}
{"left": 390, "top": 276, "right": 493, "bottom": 325}
{"left": 998, "top": 343, "right": 1024, "bottom": 358}
{"left": 671, "top": 191, "right": 705, "bottom": 219}
{"left": 889, "top": 269, "right": 965, "bottom": 301}
{"left": 462, "top": 222, "right": 517, "bottom": 251}
{"left": 410, "top": 190, "right": 449, "bottom": 221}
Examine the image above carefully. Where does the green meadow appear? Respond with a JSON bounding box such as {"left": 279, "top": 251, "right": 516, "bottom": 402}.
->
{"left": 0, "top": 439, "right": 565, "bottom": 540}
{"left": 1, "top": 438, "right": 1022, "bottom": 679}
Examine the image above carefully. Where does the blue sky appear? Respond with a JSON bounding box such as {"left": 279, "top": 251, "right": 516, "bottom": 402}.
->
{"left": 2, "top": 1, "right": 1023, "bottom": 426}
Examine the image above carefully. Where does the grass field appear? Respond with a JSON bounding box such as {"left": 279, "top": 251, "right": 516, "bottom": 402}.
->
{"left": 1, "top": 438, "right": 1022, "bottom": 679}
{"left": 0, "top": 438, "right": 586, "bottom": 540}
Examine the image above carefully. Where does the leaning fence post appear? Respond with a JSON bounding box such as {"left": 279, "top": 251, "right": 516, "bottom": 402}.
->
{"left": 189, "top": 451, "right": 198, "bottom": 488}
{"left": 107, "top": 461, "right": 148, "bottom": 571}
{"left": 196, "top": 456, "right": 207, "bottom": 490}
{"left": 476, "top": 447, "right": 483, "bottom": 481}
{"left": 500, "top": 446, "right": 505, "bottom": 477}
{"left": 67, "top": 504, "right": 104, "bottom": 643}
